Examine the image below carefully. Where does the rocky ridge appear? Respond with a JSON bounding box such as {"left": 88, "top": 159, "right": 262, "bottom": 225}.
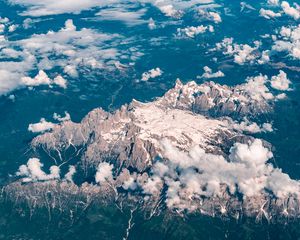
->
{"left": 2, "top": 79, "right": 299, "bottom": 222}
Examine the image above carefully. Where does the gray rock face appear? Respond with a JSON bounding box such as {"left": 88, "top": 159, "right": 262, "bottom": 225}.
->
{"left": 30, "top": 79, "right": 273, "bottom": 170}
{"left": 2, "top": 80, "right": 297, "bottom": 223}
{"left": 30, "top": 91, "right": 240, "bottom": 172}
{"left": 3, "top": 180, "right": 300, "bottom": 223}
{"left": 159, "top": 80, "right": 272, "bottom": 118}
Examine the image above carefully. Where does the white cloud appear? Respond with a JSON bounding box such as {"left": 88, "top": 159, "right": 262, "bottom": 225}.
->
{"left": 95, "top": 7, "right": 147, "bottom": 26}
{"left": 8, "top": 0, "right": 106, "bottom": 16}
{"left": 281, "top": 1, "right": 300, "bottom": 20}
{"left": 143, "top": 176, "right": 163, "bottom": 195}
{"left": 273, "top": 25, "right": 300, "bottom": 59}
{"left": 95, "top": 162, "right": 114, "bottom": 184}
{"left": 16, "top": 158, "right": 60, "bottom": 182}
{"left": 0, "top": 70, "right": 24, "bottom": 96}
{"left": 266, "top": 169, "right": 300, "bottom": 199}
{"left": 156, "top": 138, "right": 300, "bottom": 210}
{"left": 234, "top": 44, "right": 259, "bottom": 65}
{"left": 28, "top": 118, "right": 56, "bottom": 133}
{"left": 8, "top": 94, "right": 15, "bottom": 101}
{"left": 53, "top": 112, "right": 71, "bottom": 122}
{"left": 63, "top": 65, "right": 78, "bottom": 78}
{"left": 21, "top": 70, "right": 52, "bottom": 86}
{"left": 280, "top": 26, "right": 292, "bottom": 37}
{"left": 215, "top": 38, "right": 264, "bottom": 65}
{"left": 8, "top": 24, "right": 18, "bottom": 32}
{"left": 262, "top": 123, "right": 274, "bottom": 132}
{"left": 230, "top": 118, "right": 273, "bottom": 134}
{"left": 259, "top": 8, "right": 281, "bottom": 19}
{"left": 148, "top": 18, "right": 156, "bottom": 29}
{"left": 21, "top": 70, "right": 67, "bottom": 89}
{"left": 150, "top": 0, "right": 218, "bottom": 17}
{"left": 153, "top": 161, "right": 169, "bottom": 177}
{"left": 0, "top": 50, "right": 36, "bottom": 95}
{"left": 0, "top": 24, "right": 5, "bottom": 33}
{"left": 177, "top": 25, "right": 214, "bottom": 38}
{"left": 158, "top": 4, "right": 182, "bottom": 17}
{"left": 241, "top": 71, "right": 292, "bottom": 101}
{"left": 53, "top": 75, "right": 67, "bottom": 89}
{"left": 0, "top": 35, "right": 6, "bottom": 42}
{"left": 141, "top": 67, "right": 163, "bottom": 81}
{"left": 122, "top": 175, "right": 137, "bottom": 190}
{"left": 242, "top": 74, "right": 274, "bottom": 101}
{"left": 258, "top": 50, "right": 270, "bottom": 64}
{"left": 267, "top": 0, "right": 279, "bottom": 6}
{"left": 198, "top": 66, "right": 224, "bottom": 79}
{"left": 0, "top": 19, "right": 131, "bottom": 96}
{"left": 18, "top": 19, "right": 120, "bottom": 72}
{"left": 270, "top": 70, "right": 291, "bottom": 91}
{"left": 0, "top": 17, "right": 9, "bottom": 24}
{"left": 276, "top": 93, "right": 287, "bottom": 100}
{"left": 22, "top": 18, "right": 38, "bottom": 29}
{"left": 9, "top": 0, "right": 217, "bottom": 17}
{"left": 0, "top": 18, "right": 19, "bottom": 33}
{"left": 208, "top": 11, "right": 222, "bottom": 23}
{"left": 28, "top": 112, "right": 71, "bottom": 133}
{"left": 198, "top": 9, "right": 222, "bottom": 23}
{"left": 64, "top": 165, "right": 76, "bottom": 182}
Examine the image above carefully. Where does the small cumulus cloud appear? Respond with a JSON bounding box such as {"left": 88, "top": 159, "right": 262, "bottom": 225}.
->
{"left": 95, "top": 162, "right": 114, "bottom": 185}
{"left": 28, "top": 118, "right": 56, "bottom": 133}
{"left": 177, "top": 25, "right": 214, "bottom": 38}
{"left": 198, "top": 66, "right": 224, "bottom": 79}
{"left": 198, "top": 9, "right": 222, "bottom": 23}
{"left": 64, "top": 165, "right": 76, "bottom": 182}
{"left": 270, "top": 70, "right": 291, "bottom": 91}
{"left": 229, "top": 117, "right": 273, "bottom": 134}
{"left": 141, "top": 67, "right": 163, "bottom": 81}
{"left": 281, "top": 1, "right": 300, "bottom": 20}
{"left": 16, "top": 158, "right": 60, "bottom": 182}
{"left": 0, "top": 19, "right": 133, "bottom": 96}
{"left": 273, "top": 24, "right": 300, "bottom": 59}
{"left": 259, "top": 8, "right": 281, "bottom": 19}
{"left": 215, "top": 38, "right": 267, "bottom": 65}
{"left": 95, "top": 7, "right": 147, "bottom": 26}
{"left": 28, "top": 112, "right": 71, "bottom": 133}
{"left": 21, "top": 70, "right": 66, "bottom": 89}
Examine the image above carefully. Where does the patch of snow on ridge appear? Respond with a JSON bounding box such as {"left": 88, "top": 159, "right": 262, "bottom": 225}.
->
{"left": 132, "top": 101, "right": 226, "bottom": 152}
